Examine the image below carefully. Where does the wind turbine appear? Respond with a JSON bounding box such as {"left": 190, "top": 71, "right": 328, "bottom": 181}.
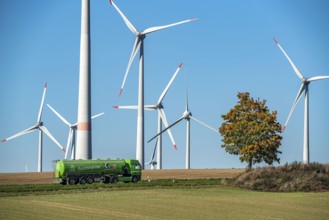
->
{"left": 113, "top": 63, "right": 183, "bottom": 169}
{"left": 145, "top": 139, "right": 158, "bottom": 170}
{"left": 47, "top": 104, "right": 104, "bottom": 160}
{"left": 273, "top": 38, "right": 329, "bottom": 164}
{"left": 1, "top": 83, "right": 65, "bottom": 172}
{"left": 148, "top": 74, "right": 218, "bottom": 169}
{"left": 109, "top": 0, "right": 197, "bottom": 168}
{"left": 25, "top": 163, "right": 28, "bottom": 172}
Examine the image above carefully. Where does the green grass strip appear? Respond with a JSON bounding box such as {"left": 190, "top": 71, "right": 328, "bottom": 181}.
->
{"left": 0, "top": 178, "right": 230, "bottom": 197}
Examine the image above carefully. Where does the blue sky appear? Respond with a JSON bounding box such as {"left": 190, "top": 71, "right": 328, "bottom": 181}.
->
{"left": 0, "top": 0, "right": 328, "bottom": 172}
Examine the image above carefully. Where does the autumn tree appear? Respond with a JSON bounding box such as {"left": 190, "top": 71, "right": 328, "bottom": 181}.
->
{"left": 219, "top": 92, "right": 282, "bottom": 170}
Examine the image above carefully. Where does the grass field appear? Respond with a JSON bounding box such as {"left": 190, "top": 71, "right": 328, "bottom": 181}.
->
{"left": 1, "top": 169, "right": 329, "bottom": 219}
{"left": 1, "top": 187, "right": 329, "bottom": 219}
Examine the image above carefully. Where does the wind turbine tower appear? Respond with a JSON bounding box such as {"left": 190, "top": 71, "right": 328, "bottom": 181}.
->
{"left": 76, "top": 0, "right": 92, "bottom": 159}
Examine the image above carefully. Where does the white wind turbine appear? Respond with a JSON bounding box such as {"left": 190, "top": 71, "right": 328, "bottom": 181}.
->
{"left": 1, "top": 83, "right": 65, "bottom": 172}
{"left": 113, "top": 63, "right": 183, "bottom": 169}
{"left": 109, "top": 0, "right": 197, "bottom": 168}
{"left": 274, "top": 38, "right": 329, "bottom": 164}
{"left": 145, "top": 139, "right": 158, "bottom": 170}
{"left": 148, "top": 74, "right": 218, "bottom": 169}
{"left": 47, "top": 104, "right": 104, "bottom": 160}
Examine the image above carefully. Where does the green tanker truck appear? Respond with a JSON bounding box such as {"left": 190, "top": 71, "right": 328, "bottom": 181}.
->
{"left": 55, "top": 159, "right": 141, "bottom": 185}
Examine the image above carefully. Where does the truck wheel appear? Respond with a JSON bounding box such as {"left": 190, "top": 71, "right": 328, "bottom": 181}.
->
{"left": 132, "top": 175, "right": 138, "bottom": 183}
{"left": 68, "top": 178, "right": 76, "bottom": 185}
{"left": 103, "top": 176, "right": 110, "bottom": 184}
{"left": 80, "top": 177, "right": 87, "bottom": 184}
{"left": 87, "top": 177, "right": 94, "bottom": 184}
{"left": 60, "top": 180, "right": 66, "bottom": 185}
{"left": 111, "top": 176, "right": 118, "bottom": 184}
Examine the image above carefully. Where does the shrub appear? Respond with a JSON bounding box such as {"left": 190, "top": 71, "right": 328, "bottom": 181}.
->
{"left": 232, "top": 162, "right": 329, "bottom": 192}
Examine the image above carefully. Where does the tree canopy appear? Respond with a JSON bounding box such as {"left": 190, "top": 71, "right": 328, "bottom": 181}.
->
{"left": 219, "top": 92, "right": 282, "bottom": 170}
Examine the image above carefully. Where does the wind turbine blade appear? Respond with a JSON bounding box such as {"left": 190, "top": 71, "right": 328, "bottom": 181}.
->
{"left": 148, "top": 116, "right": 184, "bottom": 143}
{"left": 1, "top": 125, "right": 37, "bottom": 142}
{"left": 113, "top": 105, "right": 138, "bottom": 109}
{"left": 64, "top": 129, "right": 73, "bottom": 159}
{"left": 144, "top": 105, "right": 157, "bottom": 110}
{"left": 91, "top": 112, "right": 104, "bottom": 119}
{"left": 307, "top": 76, "right": 329, "bottom": 82}
{"left": 113, "top": 105, "right": 155, "bottom": 110}
{"left": 190, "top": 116, "right": 218, "bottom": 133}
{"left": 157, "top": 63, "right": 183, "bottom": 105}
{"left": 40, "top": 125, "right": 66, "bottom": 153}
{"left": 47, "top": 104, "right": 71, "bottom": 126}
{"left": 119, "top": 38, "right": 141, "bottom": 96}
{"left": 37, "top": 82, "right": 47, "bottom": 123}
{"left": 142, "top": 18, "right": 198, "bottom": 35}
{"left": 109, "top": 0, "right": 138, "bottom": 34}
{"left": 282, "top": 83, "right": 305, "bottom": 132}
{"left": 273, "top": 38, "right": 304, "bottom": 80}
{"left": 158, "top": 109, "right": 177, "bottom": 150}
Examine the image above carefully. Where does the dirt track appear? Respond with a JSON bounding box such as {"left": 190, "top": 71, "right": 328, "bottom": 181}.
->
{"left": 0, "top": 169, "right": 244, "bottom": 185}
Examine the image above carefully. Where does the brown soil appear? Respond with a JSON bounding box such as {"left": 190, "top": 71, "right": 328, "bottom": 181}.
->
{"left": 0, "top": 172, "right": 55, "bottom": 185}
{"left": 0, "top": 169, "right": 244, "bottom": 185}
{"left": 143, "top": 169, "right": 244, "bottom": 180}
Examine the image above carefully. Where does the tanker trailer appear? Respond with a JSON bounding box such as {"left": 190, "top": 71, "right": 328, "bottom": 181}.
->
{"left": 55, "top": 159, "right": 141, "bottom": 185}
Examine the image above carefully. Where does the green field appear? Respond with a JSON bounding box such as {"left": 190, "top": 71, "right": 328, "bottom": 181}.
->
{"left": 1, "top": 186, "right": 329, "bottom": 219}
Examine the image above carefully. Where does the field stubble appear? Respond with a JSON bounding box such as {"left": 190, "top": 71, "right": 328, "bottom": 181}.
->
{"left": 0, "top": 169, "right": 244, "bottom": 185}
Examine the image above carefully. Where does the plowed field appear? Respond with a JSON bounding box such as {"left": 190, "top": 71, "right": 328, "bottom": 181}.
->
{"left": 0, "top": 169, "right": 244, "bottom": 185}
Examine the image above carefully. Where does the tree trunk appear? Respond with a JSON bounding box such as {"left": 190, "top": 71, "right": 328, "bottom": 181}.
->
{"left": 247, "top": 159, "right": 252, "bottom": 171}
